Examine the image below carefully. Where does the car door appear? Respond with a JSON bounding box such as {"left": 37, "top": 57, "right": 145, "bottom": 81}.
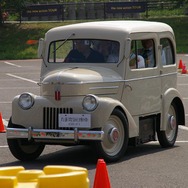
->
{"left": 121, "top": 38, "right": 161, "bottom": 117}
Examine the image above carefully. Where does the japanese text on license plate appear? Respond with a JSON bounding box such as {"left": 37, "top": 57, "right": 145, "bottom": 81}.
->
{"left": 59, "top": 114, "right": 91, "bottom": 128}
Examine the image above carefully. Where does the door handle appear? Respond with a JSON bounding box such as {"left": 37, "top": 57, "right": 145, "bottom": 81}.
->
{"left": 124, "top": 84, "right": 132, "bottom": 91}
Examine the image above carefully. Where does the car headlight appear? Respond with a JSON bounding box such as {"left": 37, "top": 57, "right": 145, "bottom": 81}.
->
{"left": 18, "top": 93, "right": 34, "bottom": 110}
{"left": 82, "top": 94, "right": 98, "bottom": 111}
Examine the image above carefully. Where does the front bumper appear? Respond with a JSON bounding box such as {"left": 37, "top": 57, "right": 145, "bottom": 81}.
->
{"left": 6, "top": 127, "right": 104, "bottom": 142}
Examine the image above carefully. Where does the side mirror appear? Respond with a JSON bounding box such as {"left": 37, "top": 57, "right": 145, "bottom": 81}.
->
{"left": 125, "top": 38, "right": 131, "bottom": 59}
{"left": 38, "top": 38, "right": 44, "bottom": 58}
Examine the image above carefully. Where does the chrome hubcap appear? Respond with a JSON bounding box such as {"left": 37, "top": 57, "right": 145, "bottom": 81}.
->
{"left": 109, "top": 127, "right": 119, "bottom": 144}
{"left": 168, "top": 115, "right": 176, "bottom": 130}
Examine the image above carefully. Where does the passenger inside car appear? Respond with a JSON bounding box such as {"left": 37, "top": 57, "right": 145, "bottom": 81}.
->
{"left": 130, "top": 41, "right": 145, "bottom": 69}
{"left": 96, "top": 40, "right": 120, "bottom": 63}
{"left": 97, "top": 41, "right": 112, "bottom": 62}
{"left": 107, "top": 42, "right": 119, "bottom": 63}
{"left": 140, "top": 39, "right": 155, "bottom": 67}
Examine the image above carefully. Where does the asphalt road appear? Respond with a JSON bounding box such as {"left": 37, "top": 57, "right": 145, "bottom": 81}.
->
{"left": 0, "top": 55, "right": 188, "bottom": 187}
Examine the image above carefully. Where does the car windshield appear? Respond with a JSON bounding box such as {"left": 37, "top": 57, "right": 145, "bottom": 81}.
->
{"left": 48, "top": 39, "right": 120, "bottom": 63}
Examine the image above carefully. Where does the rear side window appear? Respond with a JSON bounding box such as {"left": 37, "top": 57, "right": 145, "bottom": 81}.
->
{"left": 160, "top": 38, "right": 175, "bottom": 66}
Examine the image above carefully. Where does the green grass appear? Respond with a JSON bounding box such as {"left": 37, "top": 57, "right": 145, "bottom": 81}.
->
{"left": 0, "top": 22, "right": 76, "bottom": 60}
{"left": 0, "top": 17, "right": 187, "bottom": 60}
{"left": 143, "top": 9, "right": 185, "bottom": 18}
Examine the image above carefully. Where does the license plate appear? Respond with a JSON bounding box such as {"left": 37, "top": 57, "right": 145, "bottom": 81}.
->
{"left": 58, "top": 114, "right": 91, "bottom": 128}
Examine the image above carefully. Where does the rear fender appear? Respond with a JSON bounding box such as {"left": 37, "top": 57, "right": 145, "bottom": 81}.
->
{"left": 161, "top": 88, "right": 185, "bottom": 130}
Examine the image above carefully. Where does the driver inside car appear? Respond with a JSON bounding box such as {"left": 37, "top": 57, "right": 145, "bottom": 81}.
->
{"left": 64, "top": 40, "right": 105, "bottom": 63}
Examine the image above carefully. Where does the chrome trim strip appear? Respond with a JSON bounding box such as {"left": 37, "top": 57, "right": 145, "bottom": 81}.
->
{"left": 6, "top": 127, "right": 104, "bottom": 141}
{"left": 89, "top": 86, "right": 119, "bottom": 90}
{"left": 125, "top": 72, "right": 177, "bottom": 82}
{"left": 160, "top": 72, "right": 177, "bottom": 77}
{"left": 38, "top": 72, "right": 177, "bottom": 85}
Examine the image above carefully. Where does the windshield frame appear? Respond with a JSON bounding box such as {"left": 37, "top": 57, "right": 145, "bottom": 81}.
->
{"left": 48, "top": 39, "right": 120, "bottom": 64}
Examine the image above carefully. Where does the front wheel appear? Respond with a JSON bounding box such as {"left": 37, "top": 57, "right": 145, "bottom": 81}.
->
{"left": 95, "top": 109, "right": 129, "bottom": 162}
{"left": 7, "top": 118, "right": 45, "bottom": 161}
{"left": 157, "top": 102, "right": 178, "bottom": 147}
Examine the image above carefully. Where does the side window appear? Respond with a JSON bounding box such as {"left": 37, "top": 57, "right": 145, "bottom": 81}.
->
{"left": 130, "top": 39, "right": 156, "bottom": 69}
{"left": 160, "top": 38, "right": 175, "bottom": 66}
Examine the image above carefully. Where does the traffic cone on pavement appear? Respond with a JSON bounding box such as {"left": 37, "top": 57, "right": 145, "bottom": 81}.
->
{"left": 182, "top": 64, "right": 187, "bottom": 74}
{"left": 0, "top": 113, "right": 6, "bottom": 133}
{"left": 178, "top": 59, "right": 183, "bottom": 69}
{"left": 93, "top": 159, "right": 111, "bottom": 188}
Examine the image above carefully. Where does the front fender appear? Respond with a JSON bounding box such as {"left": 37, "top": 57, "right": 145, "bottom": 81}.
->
{"left": 161, "top": 88, "right": 185, "bottom": 130}
{"left": 12, "top": 94, "right": 50, "bottom": 128}
{"left": 91, "top": 97, "right": 138, "bottom": 138}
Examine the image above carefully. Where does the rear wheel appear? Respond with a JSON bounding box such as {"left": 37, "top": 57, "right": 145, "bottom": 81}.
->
{"left": 7, "top": 118, "right": 45, "bottom": 161}
{"left": 95, "top": 109, "right": 128, "bottom": 162}
{"left": 157, "top": 102, "right": 178, "bottom": 147}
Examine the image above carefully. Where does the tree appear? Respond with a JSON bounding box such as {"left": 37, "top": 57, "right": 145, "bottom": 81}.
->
{"left": 0, "top": 0, "right": 6, "bottom": 25}
{"left": 6, "top": 0, "right": 26, "bottom": 22}
{"left": 0, "top": 4, "right": 2, "bottom": 25}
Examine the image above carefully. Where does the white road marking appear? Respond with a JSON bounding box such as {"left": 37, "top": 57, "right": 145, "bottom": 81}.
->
{"left": 178, "top": 74, "right": 188, "bottom": 77}
{"left": 3, "top": 119, "right": 8, "bottom": 127}
{"left": 147, "top": 140, "right": 188, "bottom": 145}
{"left": 0, "top": 102, "right": 11, "bottom": 104}
{"left": 4, "top": 61, "right": 22, "bottom": 68}
{"left": 179, "top": 125, "right": 188, "bottom": 131}
{"left": 6, "top": 74, "right": 38, "bottom": 84}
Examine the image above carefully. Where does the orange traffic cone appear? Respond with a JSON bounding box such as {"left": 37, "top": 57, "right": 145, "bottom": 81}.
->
{"left": 93, "top": 159, "right": 111, "bottom": 188}
{"left": 178, "top": 59, "right": 183, "bottom": 69}
{"left": 0, "top": 113, "right": 6, "bottom": 133}
{"left": 182, "top": 64, "right": 187, "bottom": 74}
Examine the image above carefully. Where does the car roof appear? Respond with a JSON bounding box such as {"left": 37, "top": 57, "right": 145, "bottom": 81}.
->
{"left": 73, "top": 20, "right": 172, "bottom": 32}
{"left": 46, "top": 20, "right": 174, "bottom": 41}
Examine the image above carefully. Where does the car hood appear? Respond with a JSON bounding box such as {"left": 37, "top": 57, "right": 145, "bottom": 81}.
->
{"left": 42, "top": 66, "right": 122, "bottom": 84}
{"left": 41, "top": 66, "right": 122, "bottom": 97}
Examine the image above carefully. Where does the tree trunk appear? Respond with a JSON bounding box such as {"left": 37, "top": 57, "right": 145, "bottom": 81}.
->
{"left": 0, "top": 5, "right": 3, "bottom": 26}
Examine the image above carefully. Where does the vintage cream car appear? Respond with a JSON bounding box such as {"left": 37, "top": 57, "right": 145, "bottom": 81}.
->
{"left": 7, "top": 21, "right": 185, "bottom": 162}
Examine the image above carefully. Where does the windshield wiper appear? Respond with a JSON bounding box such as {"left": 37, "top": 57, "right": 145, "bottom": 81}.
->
{"left": 53, "top": 33, "right": 75, "bottom": 54}
{"left": 41, "top": 54, "right": 47, "bottom": 67}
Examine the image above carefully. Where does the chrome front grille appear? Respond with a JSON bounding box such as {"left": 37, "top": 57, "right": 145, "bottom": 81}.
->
{"left": 43, "top": 107, "right": 73, "bottom": 129}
